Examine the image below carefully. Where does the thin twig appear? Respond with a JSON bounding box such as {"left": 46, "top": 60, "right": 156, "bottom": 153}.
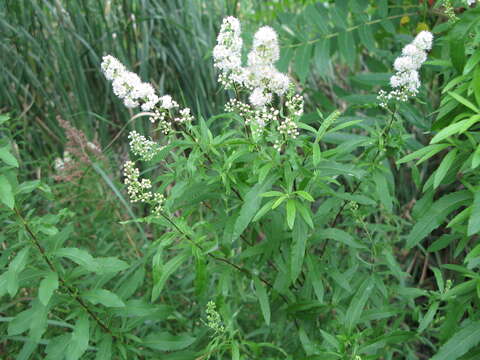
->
{"left": 159, "top": 212, "right": 292, "bottom": 306}
{"left": 319, "top": 107, "right": 398, "bottom": 258}
{"left": 15, "top": 208, "right": 116, "bottom": 337}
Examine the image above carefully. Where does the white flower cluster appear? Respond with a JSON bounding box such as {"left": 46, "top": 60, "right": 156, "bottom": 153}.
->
{"left": 159, "top": 95, "right": 178, "bottom": 110}
{"left": 101, "top": 55, "right": 159, "bottom": 111}
{"left": 213, "top": 17, "right": 291, "bottom": 108}
{"left": 174, "top": 107, "right": 194, "bottom": 124}
{"left": 128, "top": 131, "right": 163, "bottom": 161}
{"left": 285, "top": 94, "right": 304, "bottom": 118}
{"left": 277, "top": 117, "right": 299, "bottom": 140}
{"left": 123, "top": 161, "right": 165, "bottom": 215}
{"left": 244, "top": 26, "right": 290, "bottom": 106}
{"left": 225, "top": 98, "right": 252, "bottom": 117}
{"left": 378, "top": 31, "right": 433, "bottom": 107}
{"left": 273, "top": 93, "right": 304, "bottom": 151}
{"left": 466, "top": 0, "right": 477, "bottom": 6}
{"left": 213, "top": 16, "right": 243, "bottom": 88}
{"left": 148, "top": 95, "right": 180, "bottom": 134}
{"left": 225, "top": 99, "right": 279, "bottom": 136}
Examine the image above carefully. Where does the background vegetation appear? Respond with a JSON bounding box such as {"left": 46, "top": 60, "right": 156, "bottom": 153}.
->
{"left": 1, "top": 0, "right": 480, "bottom": 359}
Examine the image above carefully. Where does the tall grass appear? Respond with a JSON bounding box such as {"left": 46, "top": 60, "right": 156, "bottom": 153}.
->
{"left": 0, "top": 0, "right": 235, "bottom": 158}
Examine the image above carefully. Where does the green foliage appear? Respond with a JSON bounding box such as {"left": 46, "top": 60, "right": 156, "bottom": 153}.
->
{"left": 2, "top": 1, "right": 480, "bottom": 359}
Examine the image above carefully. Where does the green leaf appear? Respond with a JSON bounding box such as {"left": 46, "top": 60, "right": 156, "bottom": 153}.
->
{"left": 474, "top": 67, "right": 480, "bottom": 107}
{"left": 296, "top": 201, "right": 314, "bottom": 229}
{"left": 345, "top": 278, "right": 374, "bottom": 332}
{"left": 472, "top": 145, "right": 480, "bottom": 169}
{"left": 0, "top": 175, "right": 15, "bottom": 209}
{"left": 448, "top": 91, "right": 479, "bottom": 113}
{"left": 7, "top": 247, "right": 29, "bottom": 297}
{"left": 232, "top": 341, "right": 240, "bottom": 360}
{"left": 261, "top": 191, "right": 284, "bottom": 197}
{"left": 8, "top": 308, "right": 34, "bottom": 335}
{"left": 431, "top": 115, "right": 480, "bottom": 144}
{"left": 316, "top": 160, "right": 365, "bottom": 179}
{"left": 252, "top": 199, "right": 275, "bottom": 222}
{"left": 286, "top": 198, "right": 296, "bottom": 230}
{"left": 314, "top": 38, "right": 331, "bottom": 78}
{"left": 112, "top": 300, "right": 172, "bottom": 319}
{"left": 66, "top": 315, "right": 89, "bottom": 360}
{"left": 397, "top": 144, "right": 450, "bottom": 164}
{"left": 320, "top": 330, "right": 340, "bottom": 350}
{"left": 418, "top": 302, "right": 440, "bottom": 333}
{"left": 94, "top": 257, "right": 129, "bottom": 275}
{"left": 317, "top": 228, "right": 366, "bottom": 249}
{"left": 313, "top": 142, "right": 321, "bottom": 166}
{"left": 16, "top": 180, "right": 41, "bottom": 195}
{"left": 151, "top": 252, "right": 189, "bottom": 302}
{"left": 306, "top": 255, "right": 324, "bottom": 302}
{"left": 271, "top": 195, "right": 287, "bottom": 209}
{"left": 39, "top": 272, "right": 59, "bottom": 306}
{"left": 406, "top": 191, "right": 471, "bottom": 249}
{"left": 291, "top": 218, "right": 308, "bottom": 283}
{"left": 117, "top": 266, "right": 145, "bottom": 300}
{"left": 432, "top": 267, "right": 445, "bottom": 293}
{"left": 373, "top": 170, "right": 392, "bottom": 213}
{"left": 142, "top": 332, "right": 196, "bottom": 351}
{"left": 0, "top": 146, "right": 18, "bottom": 167}
{"left": 54, "top": 248, "right": 99, "bottom": 272}
{"left": 253, "top": 276, "right": 270, "bottom": 326}
{"left": 468, "top": 190, "right": 480, "bottom": 236}
{"left": 431, "top": 322, "right": 480, "bottom": 360}
{"left": 463, "top": 49, "right": 480, "bottom": 75}
{"left": 29, "top": 300, "right": 48, "bottom": 342}
{"left": 428, "top": 234, "right": 457, "bottom": 253}
{"left": 294, "top": 44, "right": 312, "bottom": 84}
{"left": 96, "top": 335, "right": 112, "bottom": 360}
{"left": 45, "top": 335, "right": 70, "bottom": 360}
{"left": 450, "top": 38, "right": 466, "bottom": 74}
{"left": 434, "top": 149, "right": 458, "bottom": 189}
{"left": 296, "top": 191, "right": 314, "bottom": 202}
{"left": 465, "top": 243, "right": 480, "bottom": 266}
{"left": 0, "top": 272, "right": 8, "bottom": 297}
{"left": 232, "top": 178, "right": 275, "bottom": 241}
{"left": 338, "top": 31, "right": 355, "bottom": 69}
{"left": 83, "top": 289, "right": 125, "bottom": 307}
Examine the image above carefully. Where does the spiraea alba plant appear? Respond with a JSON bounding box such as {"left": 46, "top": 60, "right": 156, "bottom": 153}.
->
{"left": 96, "top": 17, "right": 439, "bottom": 359}
{"left": 15, "top": 9, "right": 480, "bottom": 359}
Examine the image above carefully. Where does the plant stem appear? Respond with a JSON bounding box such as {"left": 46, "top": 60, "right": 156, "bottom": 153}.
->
{"left": 181, "top": 127, "right": 244, "bottom": 201}
{"left": 283, "top": 13, "right": 417, "bottom": 49}
{"left": 14, "top": 208, "right": 116, "bottom": 337}
{"left": 158, "top": 212, "right": 292, "bottom": 306}
{"left": 319, "top": 106, "right": 398, "bottom": 258}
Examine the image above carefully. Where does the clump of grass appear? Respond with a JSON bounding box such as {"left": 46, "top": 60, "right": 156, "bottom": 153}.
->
{"left": 0, "top": 0, "right": 231, "bottom": 159}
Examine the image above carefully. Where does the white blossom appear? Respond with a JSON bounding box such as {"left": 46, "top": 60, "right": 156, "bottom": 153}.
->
{"left": 101, "top": 55, "right": 125, "bottom": 81}
{"left": 128, "top": 131, "right": 163, "bottom": 161}
{"left": 378, "top": 31, "right": 433, "bottom": 107}
{"left": 393, "top": 56, "right": 418, "bottom": 72}
{"left": 213, "top": 16, "right": 243, "bottom": 87}
{"left": 249, "top": 88, "right": 272, "bottom": 108}
{"left": 160, "top": 95, "right": 178, "bottom": 110}
{"left": 248, "top": 26, "right": 280, "bottom": 66}
{"left": 269, "top": 72, "right": 290, "bottom": 96}
{"left": 101, "top": 55, "right": 159, "bottom": 110}
{"left": 412, "top": 31, "right": 434, "bottom": 51}
{"left": 123, "top": 160, "right": 165, "bottom": 215}
{"left": 174, "top": 107, "right": 194, "bottom": 123}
